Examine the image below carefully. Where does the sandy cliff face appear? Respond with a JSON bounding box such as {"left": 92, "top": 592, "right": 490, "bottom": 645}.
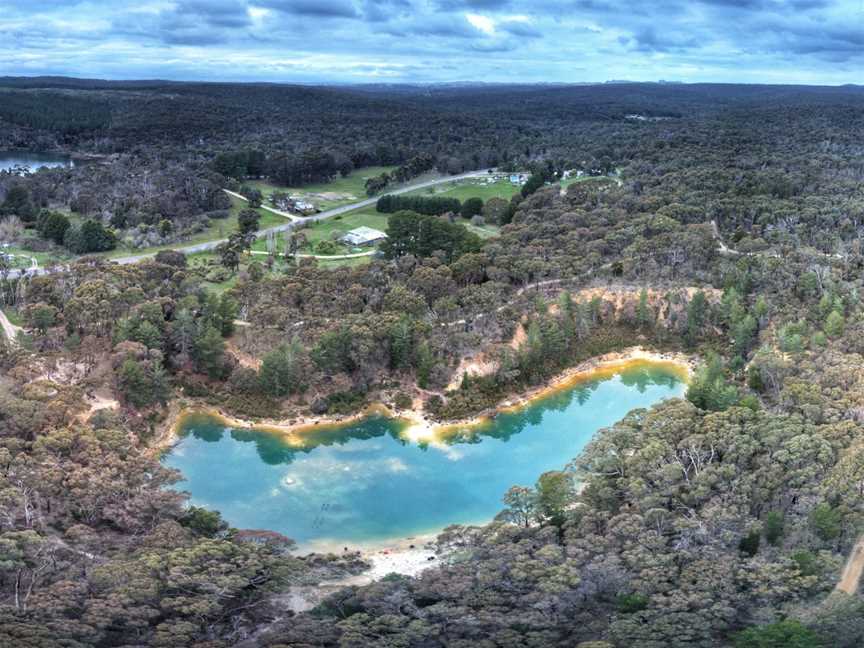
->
{"left": 446, "top": 284, "right": 719, "bottom": 388}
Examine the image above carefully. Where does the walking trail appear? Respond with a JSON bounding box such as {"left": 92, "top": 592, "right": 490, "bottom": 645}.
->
{"left": 0, "top": 309, "right": 22, "bottom": 345}
{"left": 836, "top": 535, "right": 864, "bottom": 594}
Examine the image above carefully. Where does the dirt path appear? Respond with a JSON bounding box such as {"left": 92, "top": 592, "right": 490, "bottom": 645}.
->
{"left": 836, "top": 535, "right": 864, "bottom": 594}
{"left": 0, "top": 309, "right": 23, "bottom": 345}
{"left": 249, "top": 250, "right": 376, "bottom": 261}
{"left": 223, "top": 189, "right": 300, "bottom": 221}
{"left": 76, "top": 387, "right": 120, "bottom": 423}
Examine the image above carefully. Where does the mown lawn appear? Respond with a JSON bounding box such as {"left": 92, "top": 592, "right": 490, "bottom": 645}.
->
{"left": 2, "top": 236, "right": 72, "bottom": 266}
{"left": 246, "top": 165, "right": 397, "bottom": 211}
{"left": 560, "top": 174, "right": 618, "bottom": 189}
{"left": 251, "top": 209, "right": 389, "bottom": 255}
{"left": 406, "top": 176, "right": 520, "bottom": 202}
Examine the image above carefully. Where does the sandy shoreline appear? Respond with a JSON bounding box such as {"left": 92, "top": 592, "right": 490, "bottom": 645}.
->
{"left": 152, "top": 345, "right": 692, "bottom": 457}
{"left": 150, "top": 346, "right": 692, "bottom": 600}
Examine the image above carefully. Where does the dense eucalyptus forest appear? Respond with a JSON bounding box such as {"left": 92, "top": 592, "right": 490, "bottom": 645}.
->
{"left": 3, "top": 80, "right": 864, "bottom": 647}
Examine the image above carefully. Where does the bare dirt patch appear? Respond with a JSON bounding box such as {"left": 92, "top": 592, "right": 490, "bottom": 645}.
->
{"left": 312, "top": 191, "right": 356, "bottom": 201}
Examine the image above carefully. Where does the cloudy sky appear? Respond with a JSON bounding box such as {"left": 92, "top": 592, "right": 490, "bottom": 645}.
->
{"left": 1, "top": 0, "right": 863, "bottom": 84}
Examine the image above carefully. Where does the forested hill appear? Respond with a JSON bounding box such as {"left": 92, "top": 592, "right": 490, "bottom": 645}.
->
{"left": 5, "top": 83, "right": 864, "bottom": 647}
{"left": 3, "top": 76, "right": 864, "bottom": 162}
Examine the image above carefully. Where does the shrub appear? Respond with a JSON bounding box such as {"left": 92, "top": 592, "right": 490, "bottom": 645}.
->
{"left": 616, "top": 593, "right": 649, "bottom": 613}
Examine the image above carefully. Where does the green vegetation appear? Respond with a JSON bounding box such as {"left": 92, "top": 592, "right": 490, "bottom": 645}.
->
{"left": 407, "top": 176, "right": 520, "bottom": 202}
{"left": 246, "top": 165, "right": 396, "bottom": 210}
{"left": 252, "top": 209, "right": 389, "bottom": 255}
{"left": 380, "top": 210, "right": 482, "bottom": 262}
{"left": 734, "top": 620, "right": 825, "bottom": 648}
{"left": 6, "top": 80, "right": 864, "bottom": 648}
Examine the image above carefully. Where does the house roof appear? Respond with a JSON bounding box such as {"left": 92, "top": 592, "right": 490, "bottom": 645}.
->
{"left": 342, "top": 226, "right": 387, "bottom": 244}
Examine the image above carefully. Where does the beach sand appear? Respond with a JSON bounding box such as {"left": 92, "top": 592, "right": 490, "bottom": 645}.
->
{"left": 153, "top": 346, "right": 693, "bottom": 610}
{"left": 153, "top": 345, "right": 692, "bottom": 455}
{"left": 286, "top": 533, "right": 441, "bottom": 613}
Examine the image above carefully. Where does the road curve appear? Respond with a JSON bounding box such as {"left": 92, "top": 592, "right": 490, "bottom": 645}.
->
{"left": 2, "top": 169, "right": 502, "bottom": 276}
{"left": 111, "top": 169, "right": 496, "bottom": 265}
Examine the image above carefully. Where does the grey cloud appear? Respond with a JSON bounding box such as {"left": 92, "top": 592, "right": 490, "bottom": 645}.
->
{"left": 175, "top": 0, "right": 252, "bottom": 28}
{"left": 111, "top": 1, "right": 252, "bottom": 47}
{"left": 436, "top": 0, "right": 512, "bottom": 9}
{"left": 758, "top": 21, "right": 864, "bottom": 61}
{"left": 255, "top": 0, "right": 359, "bottom": 18}
{"left": 629, "top": 26, "right": 702, "bottom": 52}
{"left": 1, "top": 0, "right": 862, "bottom": 84}
{"left": 470, "top": 39, "right": 518, "bottom": 52}
{"left": 380, "top": 15, "right": 484, "bottom": 38}
{"left": 501, "top": 22, "right": 543, "bottom": 38}
{"left": 361, "top": 0, "right": 413, "bottom": 22}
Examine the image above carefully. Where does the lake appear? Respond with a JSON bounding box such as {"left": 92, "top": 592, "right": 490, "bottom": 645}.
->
{"left": 163, "top": 361, "right": 686, "bottom": 551}
{"left": 0, "top": 151, "right": 73, "bottom": 173}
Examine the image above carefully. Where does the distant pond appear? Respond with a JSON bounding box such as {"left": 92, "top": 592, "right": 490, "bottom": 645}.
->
{"left": 0, "top": 150, "right": 73, "bottom": 173}
{"left": 163, "top": 362, "right": 686, "bottom": 551}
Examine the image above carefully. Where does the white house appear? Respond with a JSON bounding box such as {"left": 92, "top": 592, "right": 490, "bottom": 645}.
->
{"left": 341, "top": 226, "right": 387, "bottom": 247}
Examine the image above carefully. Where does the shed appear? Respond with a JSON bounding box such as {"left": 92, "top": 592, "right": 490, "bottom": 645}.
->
{"left": 341, "top": 226, "right": 387, "bottom": 246}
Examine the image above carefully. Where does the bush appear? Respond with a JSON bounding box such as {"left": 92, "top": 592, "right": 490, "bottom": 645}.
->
{"left": 764, "top": 511, "right": 784, "bottom": 546}
{"left": 393, "top": 392, "right": 413, "bottom": 410}
{"left": 36, "top": 210, "right": 70, "bottom": 245}
{"left": 791, "top": 550, "right": 820, "bottom": 576}
{"left": 154, "top": 249, "right": 187, "bottom": 268}
{"left": 686, "top": 355, "right": 739, "bottom": 412}
{"left": 734, "top": 620, "right": 825, "bottom": 648}
{"left": 616, "top": 593, "right": 649, "bottom": 613}
{"left": 64, "top": 219, "right": 117, "bottom": 254}
{"left": 377, "top": 194, "right": 461, "bottom": 216}
{"left": 316, "top": 240, "right": 340, "bottom": 255}
{"left": 181, "top": 506, "right": 228, "bottom": 537}
{"left": 425, "top": 394, "right": 443, "bottom": 416}
{"left": 324, "top": 389, "right": 367, "bottom": 415}
{"left": 460, "top": 196, "right": 483, "bottom": 219}
{"left": 809, "top": 503, "right": 843, "bottom": 541}
{"left": 739, "top": 529, "right": 761, "bottom": 556}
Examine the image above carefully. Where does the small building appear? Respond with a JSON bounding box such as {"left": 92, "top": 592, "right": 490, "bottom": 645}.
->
{"left": 341, "top": 226, "right": 387, "bottom": 247}
{"left": 272, "top": 195, "right": 317, "bottom": 216}
{"left": 293, "top": 200, "right": 317, "bottom": 215}
{"left": 509, "top": 173, "right": 527, "bottom": 185}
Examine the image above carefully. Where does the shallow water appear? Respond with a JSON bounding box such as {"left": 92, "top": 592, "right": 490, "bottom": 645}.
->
{"left": 163, "top": 362, "right": 685, "bottom": 550}
{"left": 0, "top": 151, "right": 72, "bottom": 172}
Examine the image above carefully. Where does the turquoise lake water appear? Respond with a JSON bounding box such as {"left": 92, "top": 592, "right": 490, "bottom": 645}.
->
{"left": 163, "top": 363, "right": 685, "bottom": 550}
{"left": 0, "top": 151, "right": 72, "bottom": 172}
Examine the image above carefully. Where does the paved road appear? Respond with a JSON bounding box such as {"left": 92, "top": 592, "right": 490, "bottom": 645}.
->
{"left": 111, "top": 169, "right": 496, "bottom": 265}
{"left": 3, "top": 170, "right": 495, "bottom": 278}
{"left": 3, "top": 169, "right": 510, "bottom": 277}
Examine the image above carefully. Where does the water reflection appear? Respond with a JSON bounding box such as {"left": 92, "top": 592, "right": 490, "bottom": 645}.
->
{"left": 165, "top": 362, "right": 685, "bottom": 547}
{"left": 0, "top": 151, "right": 73, "bottom": 173}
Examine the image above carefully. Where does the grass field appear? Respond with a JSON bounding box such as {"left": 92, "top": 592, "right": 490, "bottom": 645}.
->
{"left": 467, "top": 222, "right": 501, "bottom": 239}
{"left": 1, "top": 306, "right": 23, "bottom": 326}
{"left": 407, "top": 176, "right": 520, "bottom": 202}
{"left": 104, "top": 196, "right": 287, "bottom": 259}
{"left": 246, "top": 165, "right": 397, "bottom": 211}
{"left": 187, "top": 248, "right": 373, "bottom": 292}
{"left": 410, "top": 172, "right": 622, "bottom": 202}
{"left": 2, "top": 239, "right": 72, "bottom": 266}
{"left": 560, "top": 174, "right": 618, "bottom": 189}
{"left": 251, "top": 209, "right": 389, "bottom": 255}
